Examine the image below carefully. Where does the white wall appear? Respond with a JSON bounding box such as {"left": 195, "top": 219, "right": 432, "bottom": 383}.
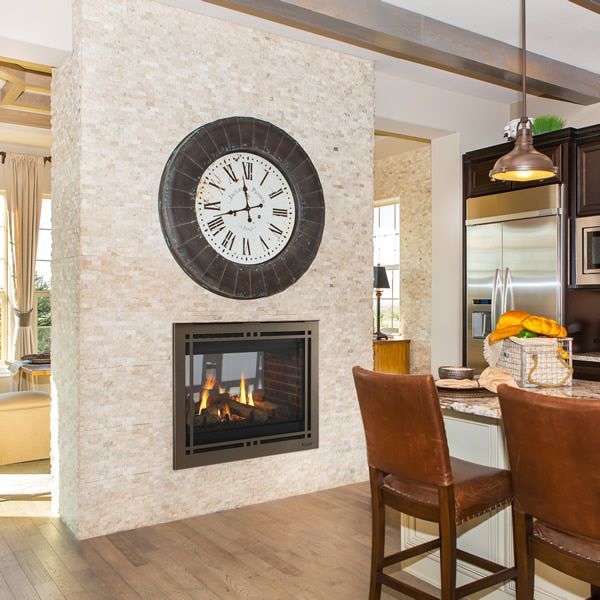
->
{"left": 0, "top": 0, "right": 72, "bottom": 66}
{"left": 512, "top": 96, "right": 600, "bottom": 130}
{"left": 375, "top": 72, "right": 510, "bottom": 371}
{"left": 430, "top": 134, "right": 462, "bottom": 372}
{"left": 376, "top": 72, "right": 509, "bottom": 152}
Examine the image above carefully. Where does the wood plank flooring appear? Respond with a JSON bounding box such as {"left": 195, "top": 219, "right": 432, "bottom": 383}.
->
{"left": 0, "top": 482, "right": 407, "bottom": 599}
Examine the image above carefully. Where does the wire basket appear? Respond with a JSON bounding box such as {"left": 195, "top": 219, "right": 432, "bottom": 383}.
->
{"left": 496, "top": 337, "right": 573, "bottom": 388}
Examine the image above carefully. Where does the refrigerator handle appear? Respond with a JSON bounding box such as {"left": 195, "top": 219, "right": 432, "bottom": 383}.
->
{"left": 492, "top": 268, "right": 503, "bottom": 328}
{"left": 502, "top": 268, "right": 514, "bottom": 313}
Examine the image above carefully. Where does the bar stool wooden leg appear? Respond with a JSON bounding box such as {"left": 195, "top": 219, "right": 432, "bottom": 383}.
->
{"left": 369, "top": 468, "right": 385, "bottom": 600}
{"left": 439, "top": 487, "right": 457, "bottom": 600}
{"left": 513, "top": 508, "right": 535, "bottom": 600}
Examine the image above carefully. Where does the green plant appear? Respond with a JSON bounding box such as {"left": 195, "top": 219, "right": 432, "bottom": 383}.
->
{"left": 532, "top": 115, "right": 565, "bottom": 135}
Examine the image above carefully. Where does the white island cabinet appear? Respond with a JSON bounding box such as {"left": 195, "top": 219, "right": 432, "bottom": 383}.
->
{"left": 399, "top": 381, "right": 600, "bottom": 600}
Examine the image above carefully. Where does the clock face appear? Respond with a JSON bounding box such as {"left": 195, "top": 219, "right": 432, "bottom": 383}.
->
{"left": 195, "top": 152, "right": 296, "bottom": 265}
{"left": 159, "top": 117, "right": 325, "bottom": 299}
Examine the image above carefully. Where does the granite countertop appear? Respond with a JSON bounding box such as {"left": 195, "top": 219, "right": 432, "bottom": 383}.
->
{"left": 572, "top": 352, "right": 600, "bottom": 363}
{"left": 438, "top": 379, "right": 600, "bottom": 420}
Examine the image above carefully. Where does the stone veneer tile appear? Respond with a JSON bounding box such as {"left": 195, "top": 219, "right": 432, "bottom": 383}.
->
{"left": 374, "top": 146, "right": 432, "bottom": 374}
{"left": 53, "top": 0, "right": 374, "bottom": 538}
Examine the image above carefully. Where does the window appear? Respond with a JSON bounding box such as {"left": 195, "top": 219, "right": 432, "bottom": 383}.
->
{"left": 373, "top": 202, "right": 400, "bottom": 333}
{"left": 0, "top": 195, "right": 7, "bottom": 361}
{"left": 0, "top": 194, "right": 51, "bottom": 358}
{"left": 34, "top": 197, "right": 51, "bottom": 353}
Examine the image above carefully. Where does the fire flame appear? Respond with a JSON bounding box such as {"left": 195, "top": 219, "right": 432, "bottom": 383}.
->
{"left": 248, "top": 391, "right": 254, "bottom": 407}
{"left": 199, "top": 374, "right": 217, "bottom": 414}
{"left": 199, "top": 389, "right": 209, "bottom": 412}
{"left": 204, "top": 375, "right": 216, "bottom": 390}
{"left": 240, "top": 370, "right": 247, "bottom": 404}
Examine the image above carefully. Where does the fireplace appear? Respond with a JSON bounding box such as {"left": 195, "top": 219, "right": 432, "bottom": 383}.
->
{"left": 173, "top": 321, "right": 318, "bottom": 468}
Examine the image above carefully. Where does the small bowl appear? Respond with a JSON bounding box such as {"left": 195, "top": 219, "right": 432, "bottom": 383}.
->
{"left": 438, "top": 366, "right": 475, "bottom": 380}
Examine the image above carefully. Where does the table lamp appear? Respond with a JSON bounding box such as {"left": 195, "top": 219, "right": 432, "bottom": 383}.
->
{"left": 373, "top": 265, "right": 390, "bottom": 340}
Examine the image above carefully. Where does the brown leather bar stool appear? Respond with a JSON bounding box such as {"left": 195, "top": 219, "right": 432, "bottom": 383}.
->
{"left": 498, "top": 385, "right": 600, "bottom": 600}
{"left": 353, "top": 366, "right": 516, "bottom": 600}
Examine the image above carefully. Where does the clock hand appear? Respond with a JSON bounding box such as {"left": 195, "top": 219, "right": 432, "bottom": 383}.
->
{"left": 213, "top": 187, "right": 263, "bottom": 219}
{"left": 242, "top": 177, "right": 252, "bottom": 223}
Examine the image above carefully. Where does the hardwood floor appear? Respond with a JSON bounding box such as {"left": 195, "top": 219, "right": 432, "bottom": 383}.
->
{"left": 0, "top": 482, "right": 408, "bottom": 599}
{"left": 0, "top": 460, "right": 51, "bottom": 518}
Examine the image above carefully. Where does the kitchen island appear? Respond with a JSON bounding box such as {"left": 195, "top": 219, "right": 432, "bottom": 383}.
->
{"left": 438, "top": 378, "right": 600, "bottom": 419}
{"left": 399, "top": 380, "right": 600, "bottom": 600}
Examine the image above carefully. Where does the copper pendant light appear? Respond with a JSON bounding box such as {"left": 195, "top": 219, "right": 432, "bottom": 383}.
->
{"left": 489, "top": 0, "right": 559, "bottom": 182}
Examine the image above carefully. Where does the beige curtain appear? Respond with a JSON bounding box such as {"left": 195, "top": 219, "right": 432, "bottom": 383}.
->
{"left": 5, "top": 154, "right": 44, "bottom": 360}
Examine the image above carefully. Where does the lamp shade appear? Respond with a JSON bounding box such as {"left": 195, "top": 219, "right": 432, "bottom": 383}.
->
{"left": 490, "top": 120, "right": 558, "bottom": 182}
{"left": 373, "top": 265, "right": 390, "bottom": 289}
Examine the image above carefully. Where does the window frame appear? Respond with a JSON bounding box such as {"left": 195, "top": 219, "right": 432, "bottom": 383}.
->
{"left": 0, "top": 193, "right": 8, "bottom": 361}
{"left": 33, "top": 194, "right": 51, "bottom": 354}
{"left": 373, "top": 197, "right": 401, "bottom": 334}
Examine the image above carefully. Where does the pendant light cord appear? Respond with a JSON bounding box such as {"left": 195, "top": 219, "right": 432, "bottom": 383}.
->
{"left": 521, "top": 0, "right": 527, "bottom": 120}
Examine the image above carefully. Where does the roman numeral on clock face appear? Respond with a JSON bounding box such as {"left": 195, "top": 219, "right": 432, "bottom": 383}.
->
{"left": 223, "top": 164, "right": 238, "bottom": 183}
{"left": 260, "top": 171, "right": 270, "bottom": 186}
{"left": 203, "top": 201, "right": 221, "bottom": 211}
{"left": 207, "top": 215, "right": 225, "bottom": 234}
{"left": 243, "top": 161, "right": 253, "bottom": 180}
{"left": 242, "top": 238, "right": 251, "bottom": 256}
{"left": 269, "top": 189, "right": 284, "bottom": 200}
{"left": 208, "top": 180, "right": 225, "bottom": 192}
{"left": 260, "top": 235, "right": 269, "bottom": 250}
{"left": 222, "top": 230, "right": 236, "bottom": 250}
{"left": 272, "top": 208, "right": 288, "bottom": 218}
{"left": 268, "top": 223, "right": 284, "bottom": 236}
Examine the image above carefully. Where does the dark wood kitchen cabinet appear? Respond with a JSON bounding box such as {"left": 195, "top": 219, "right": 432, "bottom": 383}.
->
{"left": 463, "top": 129, "right": 574, "bottom": 198}
{"left": 464, "top": 155, "right": 512, "bottom": 197}
{"left": 575, "top": 128, "right": 600, "bottom": 217}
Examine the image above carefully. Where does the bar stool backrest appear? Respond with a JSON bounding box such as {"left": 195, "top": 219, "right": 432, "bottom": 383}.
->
{"left": 352, "top": 367, "right": 453, "bottom": 487}
{"left": 498, "top": 385, "right": 600, "bottom": 541}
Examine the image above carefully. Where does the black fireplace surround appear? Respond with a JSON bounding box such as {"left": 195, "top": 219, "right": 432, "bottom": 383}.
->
{"left": 173, "top": 321, "right": 318, "bottom": 469}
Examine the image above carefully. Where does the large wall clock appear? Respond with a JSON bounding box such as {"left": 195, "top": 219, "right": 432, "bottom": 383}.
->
{"left": 159, "top": 117, "right": 325, "bottom": 299}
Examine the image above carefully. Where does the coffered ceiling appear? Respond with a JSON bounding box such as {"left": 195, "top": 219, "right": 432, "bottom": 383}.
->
{"left": 0, "top": 58, "right": 51, "bottom": 129}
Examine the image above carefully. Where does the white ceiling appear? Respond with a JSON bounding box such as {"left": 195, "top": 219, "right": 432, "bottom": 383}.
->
{"left": 375, "top": 135, "right": 429, "bottom": 160}
{"left": 0, "top": 123, "right": 51, "bottom": 151}
{"left": 384, "top": 0, "right": 600, "bottom": 74}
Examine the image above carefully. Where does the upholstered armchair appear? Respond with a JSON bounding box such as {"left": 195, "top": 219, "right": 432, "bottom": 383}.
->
{"left": 0, "top": 391, "right": 51, "bottom": 465}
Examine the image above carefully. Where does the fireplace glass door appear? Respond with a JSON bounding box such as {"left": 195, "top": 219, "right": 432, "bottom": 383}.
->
{"left": 173, "top": 322, "right": 317, "bottom": 468}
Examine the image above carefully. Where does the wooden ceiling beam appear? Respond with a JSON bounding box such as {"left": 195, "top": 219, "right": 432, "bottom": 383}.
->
{"left": 202, "top": 0, "right": 600, "bottom": 105}
{"left": 0, "top": 108, "right": 50, "bottom": 128}
{"left": 0, "top": 81, "right": 24, "bottom": 106}
{"left": 569, "top": 0, "right": 600, "bottom": 14}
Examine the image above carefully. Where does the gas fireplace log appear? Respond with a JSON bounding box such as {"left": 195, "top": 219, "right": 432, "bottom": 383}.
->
{"left": 213, "top": 398, "right": 269, "bottom": 423}
{"left": 199, "top": 405, "right": 221, "bottom": 425}
{"left": 253, "top": 399, "right": 290, "bottom": 420}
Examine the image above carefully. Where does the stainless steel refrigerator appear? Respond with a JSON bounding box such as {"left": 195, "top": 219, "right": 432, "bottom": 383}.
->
{"left": 465, "top": 184, "right": 563, "bottom": 371}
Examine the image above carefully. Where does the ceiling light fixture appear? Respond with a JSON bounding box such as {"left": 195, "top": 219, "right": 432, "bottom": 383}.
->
{"left": 489, "top": 0, "right": 559, "bottom": 182}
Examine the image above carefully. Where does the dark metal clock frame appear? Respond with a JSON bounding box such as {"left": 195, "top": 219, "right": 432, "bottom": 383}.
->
{"left": 158, "top": 116, "right": 325, "bottom": 299}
